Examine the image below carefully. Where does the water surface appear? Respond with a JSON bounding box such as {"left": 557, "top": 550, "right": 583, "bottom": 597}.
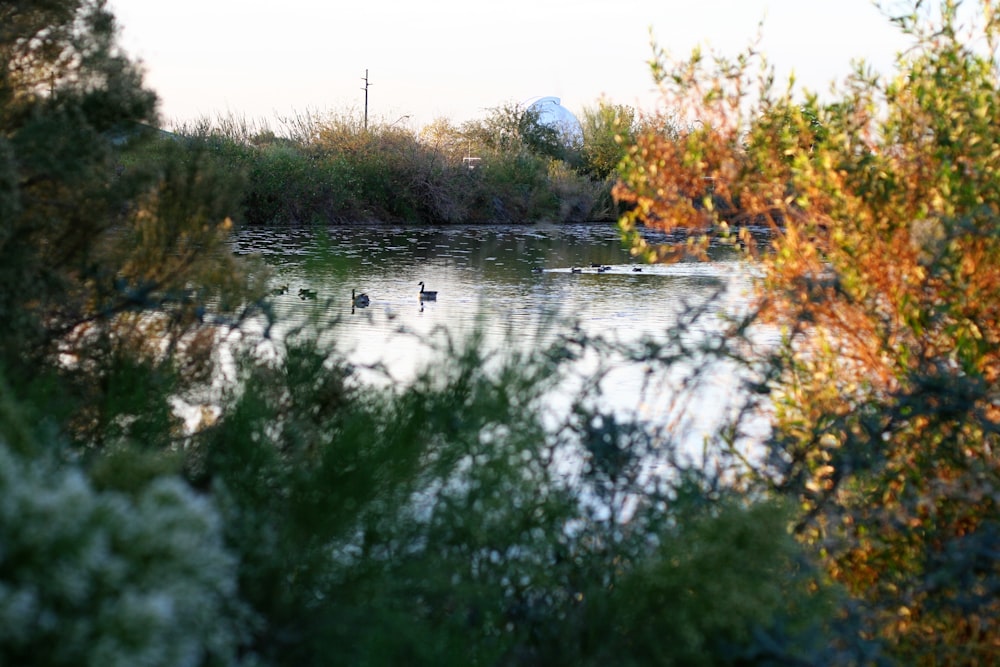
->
{"left": 234, "top": 223, "right": 770, "bottom": 450}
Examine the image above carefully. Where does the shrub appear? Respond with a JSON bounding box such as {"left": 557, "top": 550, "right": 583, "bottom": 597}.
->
{"left": 177, "top": 103, "right": 619, "bottom": 225}
{"left": 166, "top": 317, "right": 850, "bottom": 666}
{"left": 578, "top": 101, "right": 641, "bottom": 180}
{"left": 0, "top": 440, "right": 247, "bottom": 667}
{"left": 615, "top": 0, "right": 1000, "bottom": 661}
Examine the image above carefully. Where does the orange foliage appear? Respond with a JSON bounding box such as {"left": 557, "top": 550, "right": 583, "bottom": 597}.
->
{"left": 616, "top": 1, "right": 1000, "bottom": 661}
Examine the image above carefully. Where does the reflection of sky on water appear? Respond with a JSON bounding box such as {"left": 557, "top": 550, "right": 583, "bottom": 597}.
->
{"left": 234, "top": 224, "right": 776, "bottom": 456}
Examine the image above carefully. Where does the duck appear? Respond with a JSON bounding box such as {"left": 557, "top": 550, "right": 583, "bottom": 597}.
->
{"left": 570, "top": 267, "right": 583, "bottom": 274}
{"left": 418, "top": 281, "right": 438, "bottom": 300}
{"left": 632, "top": 266, "right": 643, "bottom": 272}
{"left": 352, "top": 289, "right": 370, "bottom": 308}
{"left": 531, "top": 266, "right": 544, "bottom": 274}
{"left": 270, "top": 284, "right": 288, "bottom": 296}
{"left": 298, "top": 288, "right": 317, "bottom": 300}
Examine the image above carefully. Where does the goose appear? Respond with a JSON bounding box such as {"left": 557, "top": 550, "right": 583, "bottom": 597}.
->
{"left": 352, "top": 289, "right": 370, "bottom": 308}
{"left": 418, "top": 281, "right": 438, "bottom": 300}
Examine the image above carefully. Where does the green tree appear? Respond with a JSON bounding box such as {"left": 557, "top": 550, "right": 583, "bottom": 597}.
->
{"left": 616, "top": 0, "right": 1000, "bottom": 661}
{"left": 460, "top": 101, "right": 575, "bottom": 164}
{"left": 1, "top": 0, "right": 264, "bottom": 449}
{"left": 519, "top": 104, "right": 574, "bottom": 164}
{"left": 578, "top": 101, "right": 639, "bottom": 180}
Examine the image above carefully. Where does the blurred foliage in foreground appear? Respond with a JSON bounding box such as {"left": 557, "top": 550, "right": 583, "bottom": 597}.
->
{"left": 4, "top": 0, "right": 997, "bottom": 666}
{"left": 0, "top": 2, "right": 845, "bottom": 665}
{"left": 616, "top": 0, "right": 1000, "bottom": 662}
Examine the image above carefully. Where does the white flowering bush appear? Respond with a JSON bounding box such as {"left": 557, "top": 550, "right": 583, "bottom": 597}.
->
{"left": 0, "top": 442, "right": 248, "bottom": 667}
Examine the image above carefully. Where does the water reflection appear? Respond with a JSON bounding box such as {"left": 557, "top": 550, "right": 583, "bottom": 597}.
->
{"left": 235, "top": 223, "right": 771, "bottom": 450}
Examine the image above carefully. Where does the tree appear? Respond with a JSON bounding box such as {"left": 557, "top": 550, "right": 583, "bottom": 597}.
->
{"left": 419, "top": 116, "right": 470, "bottom": 164}
{"left": 578, "top": 101, "right": 640, "bottom": 180}
{"left": 461, "top": 101, "right": 576, "bottom": 164}
{"left": 0, "top": 0, "right": 263, "bottom": 448}
{"left": 615, "top": 1, "right": 1000, "bottom": 661}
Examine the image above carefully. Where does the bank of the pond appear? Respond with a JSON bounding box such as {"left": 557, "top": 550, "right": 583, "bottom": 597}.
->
{"left": 158, "top": 104, "right": 678, "bottom": 226}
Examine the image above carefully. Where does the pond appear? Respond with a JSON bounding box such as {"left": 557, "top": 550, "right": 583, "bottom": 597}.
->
{"left": 233, "top": 223, "right": 773, "bottom": 453}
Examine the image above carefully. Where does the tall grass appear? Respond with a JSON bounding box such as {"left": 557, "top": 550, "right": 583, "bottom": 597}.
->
{"left": 173, "top": 107, "right": 628, "bottom": 226}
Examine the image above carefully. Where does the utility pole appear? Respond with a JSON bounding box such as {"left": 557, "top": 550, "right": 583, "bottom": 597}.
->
{"left": 361, "top": 69, "right": 372, "bottom": 131}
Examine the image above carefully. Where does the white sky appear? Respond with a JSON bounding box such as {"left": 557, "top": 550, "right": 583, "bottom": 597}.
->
{"left": 107, "top": 0, "right": 914, "bottom": 130}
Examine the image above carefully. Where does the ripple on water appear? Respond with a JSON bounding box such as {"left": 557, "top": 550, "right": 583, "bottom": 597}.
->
{"left": 236, "top": 223, "right": 772, "bottom": 449}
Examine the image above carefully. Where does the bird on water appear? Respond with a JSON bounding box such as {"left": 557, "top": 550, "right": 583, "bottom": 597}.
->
{"left": 418, "top": 281, "right": 438, "bottom": 300}
{"left": 352, "top": 289, "right": 370, "bottom": 308}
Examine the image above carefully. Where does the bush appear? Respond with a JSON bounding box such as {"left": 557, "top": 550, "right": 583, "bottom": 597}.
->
{"left": 615, "top": 0, "right": 1000, "bottom": 661}
{"left": 174, "top": 105, "right": 617, "bottom": 225}
{"left": 0, "top": 440, "right": 247, "bottom": 667}
{"left": 167, "top": 322, "right": 849, "bottom": 666}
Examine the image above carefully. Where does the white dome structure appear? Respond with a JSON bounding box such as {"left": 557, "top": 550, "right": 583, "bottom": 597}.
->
{"left": 525, "top": 96, "right": 583, "bottom": 146}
